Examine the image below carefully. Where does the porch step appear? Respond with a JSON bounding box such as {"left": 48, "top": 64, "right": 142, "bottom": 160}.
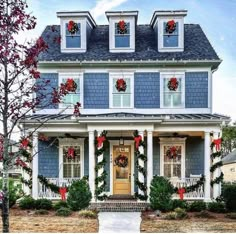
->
{"left": 89, "top": 200, "right": 149, "bottom": 212}
{"left": 107, "top": 195, "right": 136, "bottom": 201}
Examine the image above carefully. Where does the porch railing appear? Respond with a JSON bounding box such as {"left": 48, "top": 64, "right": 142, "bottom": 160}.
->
{"left": 171, "top": 176, "right": 204, "bottom": 200}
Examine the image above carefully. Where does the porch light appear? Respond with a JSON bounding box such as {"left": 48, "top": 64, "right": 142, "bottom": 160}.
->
{"left": 119, "top": 137, "right": 124, "bottom": 145}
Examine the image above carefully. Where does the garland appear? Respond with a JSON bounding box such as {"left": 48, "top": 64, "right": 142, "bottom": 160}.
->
{"left": 114, "top": 154, "right": 128, "bottom": 168}
{"left": 211, "top": 172, "right": 224, "bottom": 187}
{"left": 133, "top": 130, "right": 147, "bottom": 201}
{"left": 166, "top": 146, "right": 178, "bottom": 159}
{"left": 95, "top": 130, "right": 108, "bottom": 201}
{"left": 166, "top": 20, "right": 176, "bottom": 34}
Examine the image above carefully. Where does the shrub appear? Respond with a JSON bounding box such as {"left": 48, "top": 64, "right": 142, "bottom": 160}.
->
{"left": 53, "top": 201, "right": 68, "bottom": 210}
{"left": 19, "top": 196, "right": 35, "bottom": 209}
{"left": 222, "top": 183, "right": 236, "bottom": 212}
{"left": 188, "top": 201, "right": 206, "bottom": 212}
{"left": 225, "top": 213, "right": 236, "bottom": 219}
{"left": 172, "top": 200, "right": 189, "bottom": 210}
{"left": 0, "top": 178, "right": 21, "bottom": 208}
{"left": 56, "top": 207, "right": 72, "bottom": 217}
{"left": 78, "top": 210, "right": 97, "bottom": 219}
{"left": 174, "top": 208, "right": 188, "bottom": 219}
{"left": 34, "top": 198, "right": 52, "bottom": 210}
{"left": 194, "top": 210, "right": 215, "bottom": 219}
{"left": 34, "top": 209, "right": 49, "bottom": 215}
{"left": 67, "top": 178, "right": 92, "bottom": 211}
{"left": 164, "top": 212, "right": 177, "bottom": 220}
{"left": 207, "top": 202, "right": 226, "bottom": 213}
{"left": 150, "top": 176, "right": 174, "bottom": 211}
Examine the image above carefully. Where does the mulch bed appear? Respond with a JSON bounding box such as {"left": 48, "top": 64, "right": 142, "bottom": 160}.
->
{"left": 0, "top": 207, "right": 99, "bottom": 233}
{"left": 141, "top": 210, "right": 236, "bottom": 233}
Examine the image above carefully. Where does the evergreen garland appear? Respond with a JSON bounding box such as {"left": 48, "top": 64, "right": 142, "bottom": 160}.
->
{"left": 210, "top": 161, "right": 223, "bottom": 173}
{"left": 95, "top": 130, "right": 108, "bottom": 201}
{"left": 211, "top": 172, "right": 224, "bottom": 187}
{"left": 133, "top": 130, "right": 148, "bottom": 201}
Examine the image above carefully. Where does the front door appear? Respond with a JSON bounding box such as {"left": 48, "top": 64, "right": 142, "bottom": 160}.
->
{"left": 113, "top": 145, "right": 131, "bottom": 195}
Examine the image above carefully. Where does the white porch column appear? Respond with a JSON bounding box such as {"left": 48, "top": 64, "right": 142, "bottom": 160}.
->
{"left": 32, "top": 132, "right": 38, "bottom": 199}
{"left": 138, "top": 131, "right": 145, "bottom": 197}
{"left": 89, "top": 131, "right": 95, "bottom": 201}
{"left": 147, "top": 130, "right": 153, "bottom": 199}
{"left": 97, "top": 131, "right": 104, "bottom": 198}
{"left": 213, "top": 132, "right": 221, "bottom": 199}
{"left": 204, "top": 131, "right": 211, "bottom": 202}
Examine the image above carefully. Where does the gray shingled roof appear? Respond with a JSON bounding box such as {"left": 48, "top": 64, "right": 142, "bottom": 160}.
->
{"left": 38, "top": 24, "right": 220, "bottom": 62}
{"left": 222, "top": 150, "right": 236, "bottom": 165}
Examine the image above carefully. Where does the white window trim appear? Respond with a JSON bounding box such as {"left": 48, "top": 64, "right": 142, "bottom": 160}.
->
{"left": 58, "top": 72, "right": 84, "bottom": 109}
{"left": 109, "top": 17, "right": 135, "bottom": 53}
{"left": 109, "top": 72, "right": 134, "bottom": 109}
{"left": 160, "top": 72, "right": 185, "bottom": 109}
{"left": 59, "top": 138, "right": 84, "bottom": 180}
{"left": 61, "top": 18, "right": 86, "bottom": 53}
{"left": 159, "top": 137, "right": 186, "bottom": 180}
{"left": 157, "top": 17, "right": 184, "bottom": 52}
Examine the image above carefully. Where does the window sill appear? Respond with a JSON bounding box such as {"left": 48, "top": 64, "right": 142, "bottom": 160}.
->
{"left": 61, "top": 48, "right": 86, "bottom": 53}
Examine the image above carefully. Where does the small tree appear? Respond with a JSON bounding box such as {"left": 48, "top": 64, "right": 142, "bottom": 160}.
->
{"left": 0, "top": 1, "right": 80, "bottom": 232}
{"left": 222, "top": 124, "right": 236, "bottom": 156}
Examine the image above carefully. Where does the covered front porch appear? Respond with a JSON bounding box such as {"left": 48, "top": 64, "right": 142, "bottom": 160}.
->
{"left": 24, "top": 113, "right": 226, "bottom": 202}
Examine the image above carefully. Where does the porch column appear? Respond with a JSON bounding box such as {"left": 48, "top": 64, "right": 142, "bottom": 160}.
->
{"left": 147, "top": 130, "right": 153, "bottom": 199}
{"left": 89, "top": 131, "right": 95, "bottom": 201}
{"left": 138, "top": 131, "right": 145, "bottom": 197}
{"left": 213, "top": 132, "right": 221, "bottom": 199}
{"left": 32, "top": 131, "right": 38, "bottom": 199}
{"left": 204, "top": 131, "right": 211, "bottom": 202}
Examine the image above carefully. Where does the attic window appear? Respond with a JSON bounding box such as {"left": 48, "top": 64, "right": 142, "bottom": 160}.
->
{"left": 65, "top": 22, "right": 81, "bottom": 48}
{"left": 115, "top": 21, "right": 130, "bottom": 48}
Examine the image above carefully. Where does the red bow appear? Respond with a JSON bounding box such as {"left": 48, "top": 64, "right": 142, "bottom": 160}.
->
{"left": 67, "top": 147, "right": 75, "bottom": 159}
{"left": 134, "top": 135, "right": 142, "bottom": 150}
{"left": 68, "top": 21, "right": 74, "bottom": 31}
{"left": 59, "top": 187, "right": 67, "bottom": 201}
{"left": 97, "top": 136, "right": 106, "bottom": 148}
{"left": 167, "top": 20, "right": 175, "bottom": 30}
{"left": 66, "top": 78, "right": 76, "bottom": 92}
{"left": 117, "top": 79, "right": 125, "bottom": 89}
{"left": 20, "top": 138, "right": 29, "bottom": 149}
{"left": 15, "top": 157, "right": 27, "bottom": 168}
{"left": 178, "top": 188, "right": 185, "bottom": 200}
{"left": 170, "top": 77, "right": 178, "bottom": 87}
{"left": 118, "top": 20, "right": 126, "bottom": 31}
{"left": 213, "top": 138, "right": 221, "bottom": 151}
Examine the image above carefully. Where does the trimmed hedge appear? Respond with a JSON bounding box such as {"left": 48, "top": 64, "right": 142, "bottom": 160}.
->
{"left": 222, "top": 183, "right": 236, "bottom": 212}
{"left": 19, "top": 196, "right": 35, "bottom": 209}
{"left": 188, "top": 201, "right": 206, "bottom": 212}
{"left": 34, "top": 198, "right": 52, "bottom": 210}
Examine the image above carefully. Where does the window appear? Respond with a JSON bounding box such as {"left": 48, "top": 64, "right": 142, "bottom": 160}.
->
{"left": 160, "top": 73, "right": 185, "bottom": 108}
{"left": 62, "top": 145, "right": 81, "bottom": 178}
{"left": 65, "top": 22, "right": 81, "bottom": 48}
{"left": 115, "top": 22, "right": 130, "bottom": 48}
{"left": 163, "top": 22, "right": 179, "bottom": 47}
{"left": 110, "top": 74, "right": 133, "bottom": 108}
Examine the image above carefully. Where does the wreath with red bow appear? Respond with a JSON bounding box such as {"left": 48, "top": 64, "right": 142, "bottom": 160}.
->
{"left": 114, "top": 154, "right": 128, "bottom": 168}
{"left": 166, "top": 20, "right": 176, "bottom": 34}
{"left": 67, "top": 20, "right": 79, "bottom": 35}
{"left": 116, "top": 78, "right": 127, "bottom": 92}
{"left": 166, "top": 146, "right": 178, "bottom": 159}
{"left": 65, "top": 78, "right": 77, "bottom": 92}
{"left": 67, "top": 147, "right": 75, "bottom": 160}
{"left": 117, "top": 20, "right": 127, "bottom": 34}
{"left": 167, "top": 77, "right": 179, "bottom": 91}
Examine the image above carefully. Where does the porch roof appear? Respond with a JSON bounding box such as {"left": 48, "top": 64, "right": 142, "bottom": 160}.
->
{"left": 22, "top": 113, "right": 230, "bottom": 124}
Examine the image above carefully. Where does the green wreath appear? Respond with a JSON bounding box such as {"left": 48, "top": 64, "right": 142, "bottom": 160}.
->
{"left": 114, "top": 154, "right": 128, "bottom": 168}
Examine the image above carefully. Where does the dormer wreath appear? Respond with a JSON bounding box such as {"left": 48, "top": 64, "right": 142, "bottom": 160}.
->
{"left": 116, "top": 78, "right": 127, "bottom": 92}
{"left": 166, "top": 146, "right": 178, "bottom": 159}
{"left": 65, "top": 78, "right": 77, "bottom": 92}
{"left": 67, "top": 20, "right": 79, "bottom": 35}
{"left": 166, "top": 20, "right": 176, "bottom": 34}
{"left": 117, "top": 20, "right": 127, "bottom": 34}
{"left": 167, "top": 77, "right": 179, "bottom": 91}
{"left": 114, "top": 154, "right": 128, "bottom": 168}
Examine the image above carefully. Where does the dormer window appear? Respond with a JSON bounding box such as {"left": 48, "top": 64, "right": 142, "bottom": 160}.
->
{"left": 115, "top": 21, "right": 130, "bottom": 48}
{"left": 66, "top": 22, "right": 81, "bottom": 48}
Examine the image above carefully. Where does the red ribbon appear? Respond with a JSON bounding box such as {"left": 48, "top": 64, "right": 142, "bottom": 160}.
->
{"left": 134, "top": 135, "right": 142, "bottom": 150}
{"left": 118, "top": 20, "right": 126, "bottom": 31}
{"left": 178, "top": 188, "right": 185, "bottom": 200}
{"left": 59, "top": 187, "right": 67, "bottom": 201}
{"left": 67, "top": 147, "right": 75, "bottom": 159}
{"left": 68, "top": 21, "right": 74, "bottom": 31}
{"left": 167, "top": 20, "right": 175, "bottom": 31}
{"left": 66, "top": 78, "right": 76, "bottom": 92}
{"left": 170, "top": 77, "right": 178, "bottom": 89}
{"left": 97, "top": 136, "right": 106, "bottom": 148}
{"left": 21, "top": 138, "right": 29, "bottom": 149}
{"left": 116, "top": 79, "right": 125, "bottom": 90}
{"left": 213, "top": 138, "right": 222, "bottom": 151}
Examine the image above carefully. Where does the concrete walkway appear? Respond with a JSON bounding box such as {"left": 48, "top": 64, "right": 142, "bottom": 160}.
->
{"left": 98, "top": 212, "right": 141, "bottom": 233}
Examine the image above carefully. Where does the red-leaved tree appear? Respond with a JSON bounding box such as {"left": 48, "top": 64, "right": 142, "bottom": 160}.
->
{"left": 0, "top": 1, "right": 80, "bottom": 232}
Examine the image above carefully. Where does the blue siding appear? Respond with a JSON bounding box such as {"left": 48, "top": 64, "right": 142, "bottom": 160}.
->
{"left": 84, "top": 138, "right": 89, "bottom": 177}
{"left": 153, "top": 137, "right": 160, "bottom": 176}
{"left": 84, "top": 73, "right": 109, "bottom": 109}
{"left": 185, "top": 137, "right": 204, "bottom": 177}
{"left": 38, "top": 138, "right": 59, "bottom": 177}
{"left": 134, "top": 73, "right": 160, "bottom": 108}
{"left": 185, "top": 72, "right": 208, "bottom": 108}
{"left": 36, "top": 73, "right": 58, "bottom": 109}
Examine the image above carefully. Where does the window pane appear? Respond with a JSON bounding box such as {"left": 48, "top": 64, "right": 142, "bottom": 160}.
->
{"left": 73, "top": 164, "right": 81, "bottom": 177}
{"left": 164, "top": 93, "right": 171, "bottom": 107}
{"left": 172, "top": 93, "right": 182, "bottom": 106}
{"left": 164, "top": 164, "right": 171, "bottom": 177}
{"left": 164, "top": 35, "right": 178, "bottom": 47}
{"left": 63, "top": 164, "right": 72, "bottom": 178}
{"left": 66, "top": 36, "right": 81, "bottom": 48}
{"left": 125, "top": 78, "right": 131, "bottom": 92}
{"left": 123, "top": 94, "right": 131, "bottom": 107}
{"left": 115, "top": 35, "right": 130, "bottom": 48}
{"left": 113, "top": 94, "right": 122, "bottom": 107}
{"left": 173, "top": 164, "right": 181, "bottom": 177}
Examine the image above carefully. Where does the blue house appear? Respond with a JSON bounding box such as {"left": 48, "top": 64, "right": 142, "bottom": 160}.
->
{"left": 22, "top": 10, "right": 230, "bottom": 203}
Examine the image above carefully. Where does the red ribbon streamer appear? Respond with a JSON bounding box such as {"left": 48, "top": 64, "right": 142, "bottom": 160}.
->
{"left": 178, "top": 188, "right": 185, "bottom": 200}
{"left": 134, "top": 135, "right": 142, "bottom": 150}
{"left": 67, "top": 147, "right": 75, "bottom": 159}
{"left": 59, "top": 187, "right": 67, "bottom": 201}
{"left": 21, "top": 138, "right": 29, "bottom": 149}
{"left": 97, "top": 136, "right": 106, "bottom": 148}
{"left": 213, "top": 138, "right": 221, "bottom": 151}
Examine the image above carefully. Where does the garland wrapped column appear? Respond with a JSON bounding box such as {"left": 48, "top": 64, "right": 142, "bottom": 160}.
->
{"left": 134, "top": 130, "right": 147, "bottom": 201}
{"left": 95, "top": 130, "right": 108, "bottom": 201}
{"left": 210, "top": 132, "right": 223, "bottom": 199}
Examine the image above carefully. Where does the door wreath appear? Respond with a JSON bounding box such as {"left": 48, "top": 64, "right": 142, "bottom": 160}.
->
{"left": 114, "top": 154, "right": 128, "bottom": 168}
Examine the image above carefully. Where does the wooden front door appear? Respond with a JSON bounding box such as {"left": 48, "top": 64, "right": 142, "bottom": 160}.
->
{"left": 113, "top": 145, "right": 131, "bottom": 195}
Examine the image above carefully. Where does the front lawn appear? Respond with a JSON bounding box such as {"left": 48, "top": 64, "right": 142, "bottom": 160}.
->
{"left": 0, "top": 207, "right": 98, "bottom": 233}
{"left": 141, "top": 211, "right": 236, "bottom": 233}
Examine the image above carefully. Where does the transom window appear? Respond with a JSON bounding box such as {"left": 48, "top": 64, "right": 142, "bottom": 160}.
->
{"left": 163, "top": 22, "right": 179, "bottom": 47}
{"left": 62, "top": 145, "right": 81, "bottom": 178}
{"left": 114, "top": 22, "right": 130, "bottom": 48}
{"left": 65, "top": 22, "right": 81, "bottom": 48}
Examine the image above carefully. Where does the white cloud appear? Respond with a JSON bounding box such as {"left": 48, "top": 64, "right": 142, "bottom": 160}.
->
{"left": 91, "top": 0, "right": 128, "bottom": 20}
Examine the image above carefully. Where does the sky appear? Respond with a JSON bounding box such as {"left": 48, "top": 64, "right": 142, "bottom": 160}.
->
{"left": 22, "top": 0, "right": 236, "bottom": 122}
